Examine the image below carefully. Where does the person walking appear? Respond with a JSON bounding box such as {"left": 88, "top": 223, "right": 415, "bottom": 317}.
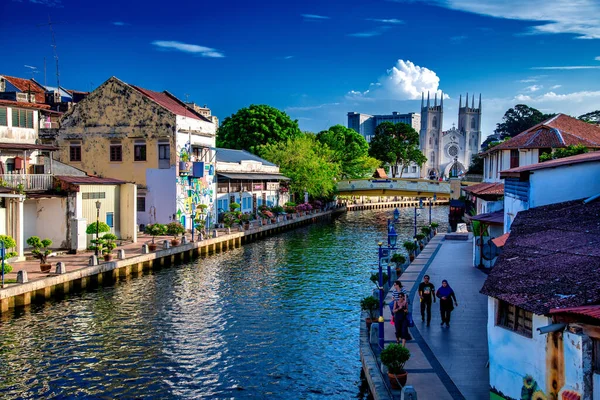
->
{"left": 388, "top": 281, "right": 409, "bottom": 324}
{"left": 418, "top": 275, "right": 436, "bottom": 326}
{"left": 436, "top": 280, "right": 458, "bottom": 327}
{"left": 393, "top": 293, "right": 412, "bottom": 346}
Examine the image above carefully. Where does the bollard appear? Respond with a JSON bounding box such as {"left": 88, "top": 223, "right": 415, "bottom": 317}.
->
{"left": 213, "top": 229, "right": 218, "bottom": 238}
{"left": 55, "top": 262, "right": 66, "bottom": 274}
{"left": 370, "top": 322, "right": 379, "bottom": 346}
{"left": 181, "top": 236, "right": 188, "bottom": 245}
{"left": 238, "top": 225, "right": 244, "bottom": 232}
{"left": 89, "top": 255, "right": 98, "bottom": 266}
{"left": 227, "top": 228, "right": 231, "bottom": 235}
{"left": 401, "top": 386, "right": 417, "bottom": 400}
{"left": 117, "top": 249, "right": 126, "bottom": 259}
{"left": 198, "top": 232, "right": 204, "bottom": 241}
{"left": 141, "top": 244, "right": 149, "bottom": 254}
{"left": 16, "top": 270, "right": 28, "bottom": 283}
{"left": 162, "top": 240, "right": 170, "bottom": 250}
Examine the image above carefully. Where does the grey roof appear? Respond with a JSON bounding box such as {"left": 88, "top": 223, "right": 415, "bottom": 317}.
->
{"left": 218, "top": 172, "right": 290, "bottom": 181}
{"left": 216, "top": 148, "right": 276, "bottom": 167}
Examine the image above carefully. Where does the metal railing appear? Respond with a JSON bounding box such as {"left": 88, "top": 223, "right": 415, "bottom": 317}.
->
{"left": 0, "top": 174, "right": 54, "bottom": 191}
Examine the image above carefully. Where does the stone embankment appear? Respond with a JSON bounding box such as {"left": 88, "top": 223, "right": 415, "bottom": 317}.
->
{"left": 0, "top": 209, "right": 341, "bottom": 314}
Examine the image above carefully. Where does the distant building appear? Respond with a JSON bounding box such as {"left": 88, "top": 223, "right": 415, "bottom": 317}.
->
{"left": 347, "top": 111, "right": 420, "bottom": 143}
{"left": 186, "top": 102, "right": 219, "bottom": 126}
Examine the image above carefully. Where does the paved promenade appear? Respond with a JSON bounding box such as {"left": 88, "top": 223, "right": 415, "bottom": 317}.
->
{"left": 381, "top": 233, "right": 489, "bottom": 399}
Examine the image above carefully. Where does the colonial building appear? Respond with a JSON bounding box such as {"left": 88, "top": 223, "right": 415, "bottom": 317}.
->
{"left": 347, "top": 111, "right": 420, "bottom": 143}
{"left": 420, "top": 92, "right": 482, "bottom": 179}
{"left": 52, "top": 76, "right": 217, "bottom": 232}
{"left": 215, "top": 148, "right": 290, "bottom": 214}
{"left": 481, "top": 198, "right": 600, "bottom": 400}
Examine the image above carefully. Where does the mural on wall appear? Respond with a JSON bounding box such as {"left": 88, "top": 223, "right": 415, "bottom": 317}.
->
{"left": 175, "top": 165, "right": 214, "bottom": 228}
{"left": 490, "top": 374, "right": 581, "bottom": 400}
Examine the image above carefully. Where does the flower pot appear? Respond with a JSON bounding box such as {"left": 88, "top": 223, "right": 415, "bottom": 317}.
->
{"left": 271, "top": 218, "right": 277, "bottom": 224}
{"left": 409, "top": 254, "right": 415, "bottom": 262}
{"left": 365, "top": 318, "right": 373, "bottom": 332}
{"left": 387, "top": 371, "right": 408, "bottom": 389}
{"left": 419, "top": 243, "right": 424, "bottom": 250}
{"left": 148, "top": 243, "right": 158, "bottom": 251}
{"left": 395, "top": 267, "right": 402, "bottom": 277}
{"left": 171, "top": 239, "right": 181, "bottom": 246}
{"left": 244, "top": 223, "right": 250, "bottom": 230}
{"left": 103, "top": 254, "right": 113, "bottom": 262}
{"left": 40, "top": 263, "right": 52, "bottom": 273}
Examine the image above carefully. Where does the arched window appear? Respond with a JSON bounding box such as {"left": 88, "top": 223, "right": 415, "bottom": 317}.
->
{"left": 471, "top": 117, "right": 476, "bottom": 129}
{"left": 430, "top": 152, "right": 435, "bottom": 164}
{"left": 432, "top": 116, "right": 437, "bottom": 128}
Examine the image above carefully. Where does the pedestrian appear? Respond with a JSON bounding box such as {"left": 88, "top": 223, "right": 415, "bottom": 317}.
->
{"left": 418, "top": 275, "right": 436, "bottom": 326}
{"left": 436, "top": 280, "right": 458, "bottom": 327}
{"left": 388, "top": 281, "right": 409, "bottom": 322}
{"left": 393, "top": 293, "right": 412, "bottom": 346}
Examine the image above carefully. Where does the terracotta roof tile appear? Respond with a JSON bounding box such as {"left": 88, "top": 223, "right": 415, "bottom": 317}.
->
{"left": 0, "top": 99, "right": 50, "bottom": 110}
{"left": 462, "top": 182, "right": 504, "bottom": 196}
{"left": 486, "top": 114, "right": 600, "bottom": 153}
{"left": 131, "top": 86, "right": 207, "bottom": 121}
{"left": 491, "top": 233, "right": 509, "bottom": 247}
{"left": 2, "top": 75, "right": 47, "bottom": 103}
{"left": 550, "top": 305, "right": 600, "bottom": 321}
{"left": 57, "top": 175, "right": 126, "bottom": 185}
{"left": 480, "top": 199, "right": 600, "bottom": 315}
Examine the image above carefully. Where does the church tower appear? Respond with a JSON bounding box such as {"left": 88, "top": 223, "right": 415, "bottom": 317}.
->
{"left": 419, "top": 91, "right": 443, "bottom": 178}
{"left": 458, "top": 93, "right": 482, "bottom": 166}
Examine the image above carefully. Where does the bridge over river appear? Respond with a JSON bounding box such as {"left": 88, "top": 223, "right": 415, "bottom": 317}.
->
{"left": 337, "top": 178, "right": 451, "bottom": 198}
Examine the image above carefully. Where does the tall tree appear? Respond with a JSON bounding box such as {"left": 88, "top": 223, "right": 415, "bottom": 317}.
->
{"left": 495, "top": 104, "right": 555, "bottom": 138}
{"left": 316, "top": 125, "right": 380, "bottom": 178}
{"left": 259, "top": 134, "right": 339, "bottom": 200}
{"left": 368, "top": 122, "right": 426, "bottom": 178}
{"left": 578, "top": 110, "right": 600, "bottom": 124}
{"left": 216, "top": 104, "right": 302, "bottom": 155}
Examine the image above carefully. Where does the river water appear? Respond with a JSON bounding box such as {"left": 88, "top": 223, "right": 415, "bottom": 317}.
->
{"left": 0, "top": 206, "right": 448, "bottom": 399}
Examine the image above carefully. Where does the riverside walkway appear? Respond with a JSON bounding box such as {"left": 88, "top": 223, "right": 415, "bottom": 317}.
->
{"left": 375, "top": 233, "right": 489, "bottom": 399}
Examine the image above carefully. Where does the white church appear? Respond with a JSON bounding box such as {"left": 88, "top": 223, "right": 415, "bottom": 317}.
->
{"left": 419, "top": 92, "right": 482, "bottom": 179}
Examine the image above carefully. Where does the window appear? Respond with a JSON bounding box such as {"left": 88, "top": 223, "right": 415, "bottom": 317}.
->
{"left": 510, "top": 149, "right": 519, "bottom": 169}
{"left": 137, "top": 196, "right": 146, "bottom": 212}
{"left": 11, "top": 109, "right": 33, "bottom": 128}
{"left": 403, "top": 167, "right": 408, "bottom": 173}
{"left": 471, "top": 117, "right": 476, "bottom": 130}
{"left": 159, "top": 143, "right": 170, "bottom": 169}
{"left": 497, "top": 300, "right": 533, "bottom": 338}
{"left": 110, "top": 142, "right": 122, "bottom": 162}
{"left": 593, "top": 339, "right": 600, "bottom": 373}
{"left": 411, "top": 166, "right": 417, "bottom": 173}
{"left": 134, "top": 142, "right": 147, "bottom": 162}
{"left": 106, "top": 212, "right": 114, "bottom": 228}
{"left": 217, "top": 198, "right": 228, "bottom": 212}
{"left": 0, "top": 107, "right": 6, "bottom": 126}
{"left": 430, "top": 152, "right": 435, "bottom": 164}
{"left": 82, "top": 192, "right": 106, "bottom": 199}
{"left": 70, "top": 142, "right": 81, "bottom": 162}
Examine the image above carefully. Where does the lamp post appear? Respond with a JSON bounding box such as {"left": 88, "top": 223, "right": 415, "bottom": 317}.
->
{"left": 429, "top": 193, "right": 437, "bottom": 225}
{"left": 376, "top": 222, "right": 399, "bottom": 349}
{"left": 95, "top": 200, "right": 101, "bottom": 257}
{"left": 414, "top": 198, "right": 423, "bottom": 237}
{"left": 377, "top": 242, "right": 385, "bottom": 349}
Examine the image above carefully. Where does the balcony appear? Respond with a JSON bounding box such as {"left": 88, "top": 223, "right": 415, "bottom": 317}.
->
{"left": 0, "top": 174, "right": 54, "bottom": 191}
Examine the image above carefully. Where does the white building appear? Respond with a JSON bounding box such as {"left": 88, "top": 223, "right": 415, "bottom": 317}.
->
{"left": 215, "top": 148, "right": 290, "bottom": 215}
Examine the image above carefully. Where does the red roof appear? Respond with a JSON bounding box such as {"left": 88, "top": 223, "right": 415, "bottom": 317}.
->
{"left": 0, "top": 143, "right": 58, "bottom": 151}
{"left": 2, "top": 75, "right": 47, "bottom": 103}
{"left": 550, "top": 305, "right": 600, "bottom": 321}
{"left": 57, "top": 176, "right": 126, "bottom": 185}
{"left": 501, "top": 151, "right": 600, "bottom": 178}
{"left": 0, "top": 99, "right": 50, "bottom": 110}
{"left": 131, "top": 86, "right": 206, "bottom": 121}
{"left": 485, "top": 114, "right": 600, "bottom": 154}
{"left": 492, "top": 233, "right": 509, "bottom": 247}
{"left": 462, "top": 182, "right": 504, "bottom": 196}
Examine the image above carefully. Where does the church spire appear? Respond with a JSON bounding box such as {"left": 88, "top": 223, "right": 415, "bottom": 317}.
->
{"left": 472, "top": 94, "right": 475, "bottom": 108}
{"left": 427, "top": 91, "right": 430, "bottom": 107}
{"left": 421, "top": 92, "right": 424, "bottom": 109}
{"left": 434, "top": 92, "right": 437, "bottom": 107}
{"left": 459, "top": 94, "right": 462, "bottom": 108}
{"left": 466, "top": 93, "right": 469, "bottom": 109}
{"left": 478, "top": 93, "right": 482, "bottom": 110}
{"left": 440, "top": 91, "right": 443, "bottom": 109}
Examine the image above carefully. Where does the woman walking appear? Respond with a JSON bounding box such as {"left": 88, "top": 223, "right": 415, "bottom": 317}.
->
{"left": 389, "top": 281, "right": 409, "bottom": 324}
{"left": 436, "top": 280, "right": 458, "bottom": 327}
{"left": 393, "top": 293, "right": 412, "bottom": 346}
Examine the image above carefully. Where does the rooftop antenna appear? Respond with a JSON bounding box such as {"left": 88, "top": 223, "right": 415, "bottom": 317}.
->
{"left": 38, "top": 16, "right": 61, "bottom": 94}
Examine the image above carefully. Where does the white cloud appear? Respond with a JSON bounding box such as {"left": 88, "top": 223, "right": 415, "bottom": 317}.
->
{"left": 367, "top": 18, "right": 404, "bottom": 24}
{"left": 301, "top": 14, "right": 330, "bottom": 20}
{"left": 284, "top": 56, "right": 294, "bottom": 60}
{"left": 550, "top": 84, "right": 562, "bottom": 89}
{"left": 112, "top": 21, "right": 129, "bottom": 26}
{"left": 347, "top": 60, "right": 448, "bottom": 101}
{"left": 348, "top": 26, "right": 392, "bottom": 37}
{"left": 450, "top": 35, "right": 467, "bottom": 43}
{"left": 532, "top": 66, "right": 600, "bottom": 70}
{"left": 394, "top": 0, "right": 600, "bottom": 39}
{"left": 24, "top": 0, "right": 63, "bottom": 7}
{"left": 525, "top": 85, "right": 542, "bottom": 92}
{"left": 595, "top": 56, "right": 600, "bottom": 61}
{"left": 519, "top": 79, "right": 537, "bottom": 83}
{"left": 151, "top": 41, "right": 225, "bottom": 58}
{"left": 285, "top": 102, "right": 340, "bottom": 112}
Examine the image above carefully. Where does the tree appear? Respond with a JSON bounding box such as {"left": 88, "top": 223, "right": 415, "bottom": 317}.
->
{"left": 466, "top": 154, "right": 483, "bottom": 175}
{"left": 539, "top": 145, "right": 588, "bottom": 162}
{"left": 259, "top": 134, "right": 339, "bottom": 200}
{"left": 316, "top": 125, "right": 380, "bottom": 178}
{"left": 578, "top": 110, "right": 600, "bottom": 124}
{"left": 495, "top": 104, "right": 555, "bottom": 138}
{"left": 216, "top": 104, "right": 302, "bottom": 155}
{"left": 368, "top": 122, "right": 426, "bottom": 177}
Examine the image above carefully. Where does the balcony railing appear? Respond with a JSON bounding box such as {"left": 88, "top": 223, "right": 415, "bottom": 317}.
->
{"left": 0, "top": 174, "right": 54, "bottom": 191}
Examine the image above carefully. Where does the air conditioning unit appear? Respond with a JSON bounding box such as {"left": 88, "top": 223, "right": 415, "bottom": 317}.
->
{"left": 53, "top": 91, "right": 61, "bottom": 103}
{"left": 16, "top": 93, "right": 28, "bottom": 102}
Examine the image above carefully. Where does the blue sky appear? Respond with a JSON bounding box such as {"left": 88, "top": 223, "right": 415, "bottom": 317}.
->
{"left": 1, "top": 0, "right": 600, "bottom": 139}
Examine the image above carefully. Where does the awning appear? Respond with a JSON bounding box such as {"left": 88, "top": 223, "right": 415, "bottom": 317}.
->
{"left": 217, "top": 172, "right": 290, "bottom": 181}
{"left": 470, "top": 210, "right": 504, "bottom": 225}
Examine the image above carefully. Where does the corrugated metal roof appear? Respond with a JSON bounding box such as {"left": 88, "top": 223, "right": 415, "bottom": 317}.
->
{"left": 216, "top": 148, "right": 276, "bottom": 167}
{"left": 470, "top": 210, "right": 504, "bottom": 225}
{"left": 217, "top": 172, "right": 290, "bottom": 181}
{"left": 550, "top": 305, "right": 600, "bottom": 321}
{"left": 57, "top": 176, "right": 126, "bottom": 185}
{"left": 131, "top": 86, "right": 208, "bottom": 121}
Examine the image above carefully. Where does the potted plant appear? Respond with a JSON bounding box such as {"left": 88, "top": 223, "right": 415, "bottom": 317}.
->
{"left": 272, "top": 205, "right": 284, "bottom": 217}
{"left": 229, "top": 202, "right": 241, "bottom": 212}
{"left": 370, "top": 272, "right": 389, "bottom": 287}
{"left": 240, "top": 213, "right": 252, "bottom": 229}
{"left": 415, "top": 233, "right": 426, "bottom": 250}
{"left": 421, "top": 226, "right": 432, "bottom": 240}
{"left": 26, "top": 236, "right": 53, "bottom": 272}
{"left": 101, "top": 233, "right": 118, "bottom": 261}
{"left": 86, "top": 221, "right": 110, "bottom": 250}
{"left": 380, "top": 343, "right": 411, "bottom": 389}
{"left": 144, "top": 223, "right": 168, "bottom": 251}
{"left": 223, "top": 212, "right": 239, "bottom": 229}
{"left": 403, "top": 241, "right": 418, "bottom": 262}
{"left": 0, "top": 235, "right": 18, "bottom": 275}
{"left": 360, "top": 295, "right": 379, "bottom": 331}
{"left": 167, "top": 221, "right": 186, "bottom": 246}
{"left": 179, "top": 151, "right": 192, "bottom": 174}
{"left": 431, "top": 222, "right": 439, "bottom": 235}
{"left": 390, "top": 253, "right": 406, "bottom": 276}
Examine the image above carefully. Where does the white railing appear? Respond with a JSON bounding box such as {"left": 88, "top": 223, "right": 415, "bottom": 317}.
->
{"left": 0, "top": 174, "right": 54, "bottom": 191}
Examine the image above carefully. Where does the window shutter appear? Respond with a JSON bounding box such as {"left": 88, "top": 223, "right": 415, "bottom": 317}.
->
{"left": 26, "top": 111, "right": 33, "bottom": 128}
{"left": 12, "top": 109, "right": 18, "bottom": 127}
{"left": 0, "top": 108, "right": 6, "bottom": 126}
{"left": 19, "top": 110, "right": 26, "bottom": 127}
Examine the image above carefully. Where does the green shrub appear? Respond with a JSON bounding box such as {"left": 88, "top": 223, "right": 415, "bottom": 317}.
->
{"left": 144, "top": 223, "right": 168, "bottom": 243}
{"left": 86, "top": 222, "right": 111, "bottom": 235}
{"left": 390, "top": 253, "right": 406, "bottom": 265}
{"left": 166, "top": 222, "right": 186, "bottom": 238}
{"left": 26, "top": 236, "right": 53, "bottom": 264}
{"left": 360, "top": 296, "right": 379, "bottom": 320}
{"left": 370, "top": 272, "right": 389, "bottom": 286}
{"left": 380, "top": 343, "right": 411, "bottom": 374}
{"left": 229, "top": 202, "right": 240, "bottom": 211}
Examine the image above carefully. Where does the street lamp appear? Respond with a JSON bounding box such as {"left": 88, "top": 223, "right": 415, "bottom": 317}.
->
{"left": 429, "top": 193, "right": 437, "bottom": 225}
{"left": 95, "top": 200, "right": 101, "bottom": 257}
{"left": 393, "top": 207, "right": 400, "bottom": 221}
{"left": 376, "top": 222, "right": 399, "bottom": 349}
{"left": 414, "top": 198, "right": 423, "bottom": 237}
